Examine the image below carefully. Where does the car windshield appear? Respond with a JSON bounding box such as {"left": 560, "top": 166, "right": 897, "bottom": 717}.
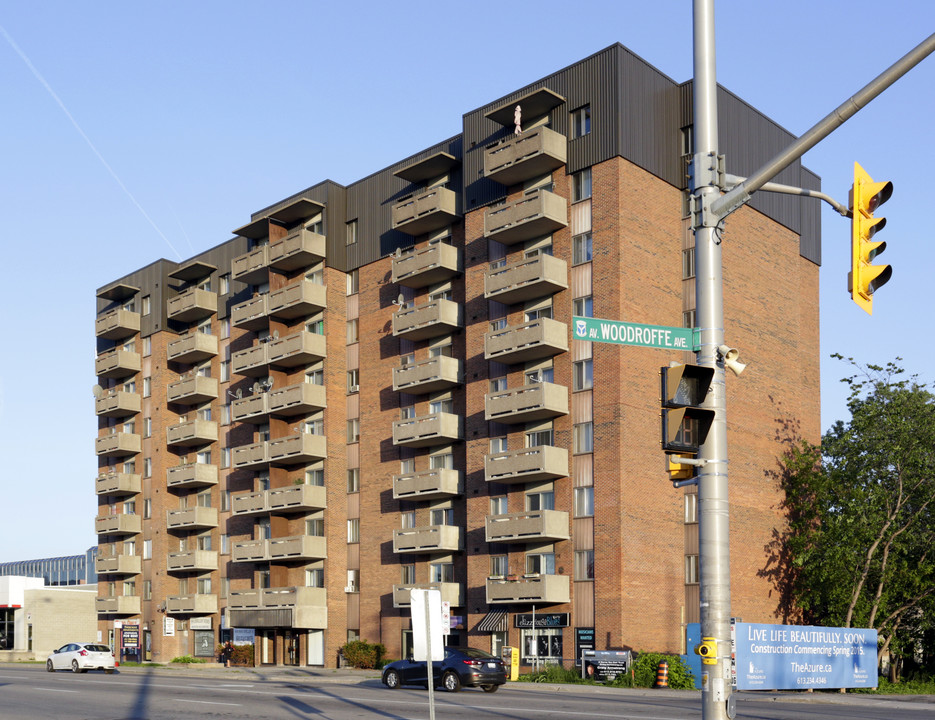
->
{"left": 84, "top": 645, "right": 112, "bottom": 653}
{"left": 458, "top": 647, "right": 496, "bottom": 659}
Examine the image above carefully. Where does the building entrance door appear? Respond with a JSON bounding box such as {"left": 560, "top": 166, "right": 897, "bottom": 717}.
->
{"left": 284, "top": 630, "right": 299, "bottom": 666}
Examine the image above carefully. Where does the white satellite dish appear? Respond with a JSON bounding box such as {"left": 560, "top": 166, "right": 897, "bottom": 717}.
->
{"left": 92, "top": 384, "right": 104, "bottom": 399}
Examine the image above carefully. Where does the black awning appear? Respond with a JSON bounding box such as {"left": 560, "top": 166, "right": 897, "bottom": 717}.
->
{"left": 476, "top": 611, "right": 508, "bottom": 633}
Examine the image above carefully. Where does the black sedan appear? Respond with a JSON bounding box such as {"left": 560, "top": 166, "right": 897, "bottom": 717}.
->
{"left": 382, "top": 646, "right": 506, "bottom": 692}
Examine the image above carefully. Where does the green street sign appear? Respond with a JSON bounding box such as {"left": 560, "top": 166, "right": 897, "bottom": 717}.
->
{"left": 573, "top": 316, "right": 697, "bottom": 351}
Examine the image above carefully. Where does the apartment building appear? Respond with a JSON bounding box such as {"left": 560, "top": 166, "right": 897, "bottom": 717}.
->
{"left": 93, "top": 44, "right": 821, "bottom": 667}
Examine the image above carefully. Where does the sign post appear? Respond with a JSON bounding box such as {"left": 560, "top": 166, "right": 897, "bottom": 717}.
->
{"left": 411, "top": 588, "right": 444, "bottom": 720}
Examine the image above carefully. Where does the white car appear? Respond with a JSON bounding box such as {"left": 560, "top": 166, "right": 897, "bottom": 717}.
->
{"left": 47, "top": 643, "right": 116, "bottom": 674}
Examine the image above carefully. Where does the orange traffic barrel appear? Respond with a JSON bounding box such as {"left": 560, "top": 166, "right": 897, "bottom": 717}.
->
{"left": 655, "top": 660, "right": 669, "bottom": 687}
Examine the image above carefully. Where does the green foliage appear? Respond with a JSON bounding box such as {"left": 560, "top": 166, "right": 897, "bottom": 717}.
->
{"left": 853, "top": 677, "right": 935, "bottom": 694}
{"left": 518, "top": 664, "right": 591, "bottom": 684}
{"left": 609, "top": 653, "right": 695, "bottom": 690}
{"left": 341, "top": 639, "right": 387, "bottom": 669}
{"left": 170, "top": 655, "right": 207, "bottom": 664}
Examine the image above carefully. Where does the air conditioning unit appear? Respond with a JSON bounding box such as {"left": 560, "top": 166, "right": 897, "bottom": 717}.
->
{"left": 349, "top": 384, "right": 359, "bottom": 393}
{"left": 344, "top": 586, "right": 357, "bottom": 593}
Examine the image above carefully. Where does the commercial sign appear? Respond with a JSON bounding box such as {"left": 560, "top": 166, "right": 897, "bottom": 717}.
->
{"left": 573, "top": 316, "right": 696, "bottom": 350}
{"left": 581, "top": 649, "right": 632, "bottom": 682}
{"left": 121, "top": 624, "right": 139, "bottom": 649}
{"left": 514, "top": 613, "right": 568, "bottom": 628}
{"left": 574, "top": 627, "right": 595, "bottom": 667}
{"left": 733, "top": 622, "right": 877, "bottom": 690}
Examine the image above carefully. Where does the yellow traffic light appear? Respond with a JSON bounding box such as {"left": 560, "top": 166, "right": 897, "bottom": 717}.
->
{"left": 667, "top": 456, "right": 695, "bottom": 481}
{"left": 848, "top": 161, "right": 893, "bottom": 314}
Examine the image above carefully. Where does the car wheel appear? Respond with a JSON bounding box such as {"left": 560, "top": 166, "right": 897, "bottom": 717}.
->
{"left": 46, "top": 660, "right": 55, "bottom": 673}
{"left": 384, "top": 669, "right": 401, "bottom": 689}
{"left": 481, "top": 684, "right": 499, "bottom": 693}
{"left": 442, "top": 670, "right": 461, "bottom": 692}
{"left": 71, "top": 659, "right": 83, "bottom": 674}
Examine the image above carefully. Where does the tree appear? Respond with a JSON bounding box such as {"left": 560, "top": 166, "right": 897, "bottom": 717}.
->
{"left": 777, "top": 357, "right": 935, "bottom": 678}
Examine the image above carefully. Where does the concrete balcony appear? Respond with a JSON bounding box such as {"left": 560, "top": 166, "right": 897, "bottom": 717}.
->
{"left": 484, "top": 126, "right": 567, "bottom": 186}
{"left": 167, "top": 288, "right": 217, "bottom": 322}
{"left": 392, "top": 298, "right": 462, "bottom": 341}
{"left": 166, "top": 419, "right": 218, "bottom": 447}
{"left": 268, "top": 280, "right": 327, "bottom": 320}
{"left": 167, "top": 375, "right": 218, "bottom": 404}
{"left": 167, "top": 550, "right": 218, "bottom": 573}
{"left": 95, "top": 554, "right": 141, "bottom": 576}
{"left": 96, "top": 595, "right": 141, "bottom": 615}
{"left": 95, "top": 390, "right": 140, "bottom": 418}
{"left": 393, "top": 524, "right": 462, "bottom": 554}
{"left": 268, "top": 331, "right": 327, "bottom": 369}
{"left": 268, "top": 433, "right": 327, "bottom": 465}
{"left": 166, "top": 594, "right": 217, "bottom": 615}
{"left": 393, "top": 468, "right": 461, "bottom": 501}
{"left": 231, "top": 294, "right": 269, "bottom": 330}
{"left": 232, "top": 484, "right": 327, "bottom": 517}
{"left": 232, "top": 343, "right": 270, "bottom": 377}
{"left": 486, "top": 573, "right": 570, "bottom": 605}
{"left": 393, "top": 412, "right": 463, "bottom": 448}
{"left": 485, "top": 254, "right": 568, "bottom": 305}
{"left": 269, "top": 382, "right": 327, "bottom": 417}
{"left": 484, "top": 188, "right": 567, "bottom": 245}
{"left": 232, "top": 441, "right": 269, "bottom": 469}
{"left": 485, "top": 445, "right": 568, "bottom": 484}
{"left": 392, "top": 243, "right": 461, "bottom": 288}
{"left": 393, "top": 582, "right": 463, "bottom": 609}
{"left": 269, "top": 228, "right": 326, "bottom": 271}
{"left": 95, "top": 308, "right": 140, "bottom": 340}
{"left": 166, "top": 506, "right": 218, "bottom": 531}
{"left": 95, "top": 349, "right": 141, "bottom": 380}
{"left": 232, "top": 245, "right": 269, "bottom": 284}
{"left": 485, "top": 381, "right": 568, "bottom": 424}
{"left": 95, "top": 432, "right": 141, "bottom": 458}
{"left": 95, "top": 513, "right": 141, "bottom": 536}
{"left": 228, "top": 586, "right": 327, "bottom": 629}
{"left": 485, "top": 509, "right": 570, "bottom": 543}
{"left": 484, "top": 317, "right": 568, "bottom": 365}
{"left": 166, "top": 463, "right": 218, "bottom": 489}
{"left": 95, "top": 472, "right": 141, "bottom": 497}
{"left": 167, "top": 332, "right": 218, "bottom": 363}
{"left": 232, "top": 535, "right": 327, "bottom": 563}
{"left": 392, "top": 356, "right": 461, "bottom": 394}
{"left": 392, "top": 186, "right": 460, "bottom": 236}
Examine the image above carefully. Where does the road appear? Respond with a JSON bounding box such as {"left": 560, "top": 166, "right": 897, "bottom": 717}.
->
{"left": 1, "top": 665, "right": 933, "bottom": 719}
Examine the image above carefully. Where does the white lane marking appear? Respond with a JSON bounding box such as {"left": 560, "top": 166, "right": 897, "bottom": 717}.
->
{"left": 35, "top": 687, "right": 79, "bottom": 693}
{"left": 175, "top": 699, "right": 241, "bottom": 706}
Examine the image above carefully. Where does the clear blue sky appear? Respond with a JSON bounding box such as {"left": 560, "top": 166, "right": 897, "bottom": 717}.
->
{"left": 1, "top": 1, "right": 932, "bottom": 562}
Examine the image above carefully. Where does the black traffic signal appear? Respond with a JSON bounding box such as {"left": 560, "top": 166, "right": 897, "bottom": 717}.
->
{"left": 661, "top": 364, "right": 715, "bottom": 455}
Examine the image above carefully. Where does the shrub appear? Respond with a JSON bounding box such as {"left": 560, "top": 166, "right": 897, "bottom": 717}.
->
{"left": 170, "top": 655, "right": 206, "bottom": 664}
{"left": 342, "top": 639, "right": 387, "bottom": 669}
{"left": 519, "top": 663, "right": 591, "bottom": 684}
{"left": 609, "top": 652, "right": 695, "bottom": 690}
{"left": 215, "top": 643, "right": 254, "bottom": 666}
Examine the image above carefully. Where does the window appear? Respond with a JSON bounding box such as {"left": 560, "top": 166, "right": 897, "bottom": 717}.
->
{"left": 572, "top": 232, "right": 593, "bottom": 265}
{"left": 221, "top": 577, "right": 230, "bottom": 598}
{"left": 400, "top": 510, "right": 416, "bottom": 529}
{"left": 489, "top": 318, "right": 507, "bottom": 332}
{"left": 428, "top": 343, "right": 452, "bottom": 358}
{"left": 142, "top": 336, "right": 152, "bottom": 357}
{"left": 196, "top": 491, "right": 211, "bottom": 508}
{"left": 573, "top": 296, "right": 593, "bottom": 318}
{"left": 347, "top": 468, "right": 360, "bottom": 493}
{"left": 526, "top": 367, "right": 553, "bottom": 384}
{"left": 574, "top": 486, "right": 594, "bottom": 517}
{"left": 429, "top": 398, "right": 452, "bottom": 414}
{"left": 305, "top": 417, "right": 324, "bottom": 435}
{"left": 346, "top": 269, "right": 359, "bottom": 295}
{"left": 430, "top": 562, "right": 454, "bottom": 583}
{"left": 574, "top": 422, "right": 594, "bottom": 454}
{"left": 400, "top": 352, "right": 415, "bottom": 367}
{"left": 142, "top": 377, "right": 151, "bottom": 398}
{"left": 197, "top": 533, "right": 211, "bottom": 551}
{"left": 346, "top": 569, "right": 359, "bottom": 592}
{"left": 525, "top": 306, "right": 552, "bottom": 322}
{"left": 306, "top": 568, "right": 324, "bottom": 588}
{"left": 221, "top": 488, "right": 231, "bottom": 511}
{"left": 400, "top": 564, "right": 416, "bottom": 585}
{"left": 123, "top": 580, "right": 136, "bottom": 596}
{"left": 306, "top": 518, "right": 324, "bottom": 536}
{"left": 346, "top": 318, "right": 359, "bottom": 344}
{"left": 430, "top": 507, "right": 453, "bottom": 525}
{"left": 571, "top": 105, "right": 591, "bottom": 138}
{"left": 573, "top": 359, "right": 593, "bottom": 391}
{"left": 525, "top": 491, "right": 554, "bottom": 511}
{"left": 307, "top": 318, "right": 324, "bottom": 335}
{"left": 197, "top": 317, "right": 212, "bottom": 335}
{"left": 220, "top": 534, "right": 230, "bottom": 554}
{"left": 221, "top": 403, "right": 231, "bottom": 425}
{"left": 684, "top": 493, "right": 698, "bottom": 524}
{"left": 525, "top": 552, "right": 555, "bottom": 575}
{"left": 257, "top": 471, "right": 270, "bottom": 491}
{"left": 429, "top": 453, "right": 453, "bottom": 470}
{"left": 306, "top": 366, "right": 324, "bottom": 385}
{"left": 347, "top": 419, "right": 360, "bottom": 443}
{"left": 220, "top": 360, "right": 230, "bottom": 382}
{"left": 682, "top": 309, "right": 696, "bottom": 329}
{"left": 489, "top": 377, "right": 507, "bottom": 393}
{"left": 347, "top": 518, "right": 360, "bottom": 543}
{"left": 490, "top": 436, "right": 508, "bottom": 454}
{"left": 347, "top": 369, "right": 359, "bottom": 393}
{"left": 143, "top": 417, "right": 152, "bottom": 438}
{"left": 141, "top": 295, "right": 151, "bottom": 316}
{"left": 221, "top": 447, "right": 231, "bottom": 469}
{"left": 219, "top": 273, "right": 230, "bottom": 294}
{"left": 221, "top": 318, "right": 231, "bottom": 339}
{"left": 400, "top": 457, "right": 415, "bottom": 474}
{"left": 680, "top": 125, "right": 694, "bottom": 157}
{"left": 143, "top": 498, "right": 152, "bottom": 519}
{"left": 306, "top": 467, "right": 324, "bottom": 486}
{"left": 143, "top": 580, "right": 152, "bottom": 601}
{"left": 123, "top": 459, "right": 136, "bottom": 474}
{"left": 490, "top": 495, "right": 508, "bottom": 515}
{"left": 490, "top": 554, "right": 508, "bottom": 578}
{"left": 346, "top": 220, "right": 358, "bottom": 246}
{"left": 143, "top": 457, "right": 152, "bottom": 478}
{"left": 258, "top": 569, "right": 271, "bottom": 589}
{"left": 575, "top": 550, "right": 595, "bottom": 580}
{"left": 685, "top": 554, "right": 699, "bottom": 584}
{"left": 197, "top": 406, "right": 212, "bottom": 421}
{"left": 197, "top": 576, "right": 212, "bottom": 595}
{"left": 526, "top": 428, "right": 553, "bottom": 447}
{"left": 682, "top": 247, "right": 696, "bottom": 279}
{"left": 572, "top": 168, "right": 592, "bottom": 202}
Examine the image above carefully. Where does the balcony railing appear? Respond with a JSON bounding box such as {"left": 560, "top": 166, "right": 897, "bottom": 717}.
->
{"left": 484, "top": 317, "right": 568, "bottom": 365}
{"left": 167, "top": 288, "right": 217, "bottom": 322}
{"left": 393, "top": 524, "right": 461, "bottom": 554}
{"left": 166, "top": 506, "right": 218, "bottom": 531}
{"left": 231, "top": 535, "right": 327, "bottom": 563}
{"left": 268, "top": 382, "right": 327, "bottom": 417}
{"left": 393, "top": 582, "right": 463, "bottom": 608}
{"left": 269, "top": 228, "right": 326, "bottom": 271}
{"left": 231, "top": 294, "right": 269, "bottom": 330}
{"left": 95, "top": 308, "right": 140, "bottom": 340}
{"left": 95, "top": 513, "right": 141, "bottom": 536}
{"left": 484, "top": 188, "right": 567, "bottom": 245}
{"left": 392, "top": 186, "right": 460, "bottom": 236}
{"left": 232, "top": 343, "right": 270, "bottom": 377}
{"left": 392, "top": 299, "right": 462, "bottom": 341}
{"left": 268, "top": 281, "right": 327, "bottom": 320}
{"left": 486, "top": 573, "right": 570, "bottom": 605}
{"left": 228, "top": 586, "right": 327, "bottom": 629}
{"left": 232, "top": 440, "right": 269, "bottom": 469}
{"left": 232, "top": 245, "right": 269, "bottom": 284}
{"left": 267, "top": 331, "right": 327, "bottom": 368}
{"left": 95, "top": 472, "right": 141, "bottom": 497}
{"left": 95, "top": 554, "right": 141, "bottom": 576}
{"left": 393, "top": 412, "right": 463, "bottom": 448}
{"left": 268, "top": 433, "right": 327, "bottom": 465}
{"left": 96, "top": 595, "right": 141, "bottom": 615}
{"left": 95, "top": 432, "right": 141, "bottom": 457}
{"left": 167, "top": 376, "right": 218, "bottom": 404}
{"left": 392, "top": 356, "right": 461, "bottom": 394}
{"left": 95, "top": 390, "right": 141, "bottom": 418}
{"left": 166, "top": 594, "right": 218, "bottom": 614}
{"left": 95, "top": 349, "right": 140, "bottom": 379}
{"left": 393, "top": 468, "right": 461, "bottom": 501}
{"left": 167, "top": 550, "right": 218, "bottom": 573}
{"left": 232, "top": 484, "right": 327, "bottom": 517}
{"left": 166, "top": 463, "right": 218, "bottom": 489}
{"left": 392, "top": 243, "right": 461, "bottom": 288}
{"left": 485, "top": 509, "right": 570, "bottom": 543}
{"left": 167, "top": 332, "right": 218, "bottom": 363}
{"left": 485, "top": 445, "right": 568, "bottom": 484}
{"left": 484, "top": 253, "right": 568, "bottom": 304}
{"left": 166, "top": 419, "right": 218, "bottom": 447}
{"left": 484, "top": 126, "right": 567, "bottom": 186}
{"left": 485, "top": 381, "right": 568, "bottom": 424}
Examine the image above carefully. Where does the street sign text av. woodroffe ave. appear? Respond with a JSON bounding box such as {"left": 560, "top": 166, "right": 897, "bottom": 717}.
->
{"left": 573, "top": 316, "right": 697, "bottom": 351}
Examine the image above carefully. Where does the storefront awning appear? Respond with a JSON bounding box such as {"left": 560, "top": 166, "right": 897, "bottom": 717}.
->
{"left": 476, "top": 611, "right": 508, "bottom": 633}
